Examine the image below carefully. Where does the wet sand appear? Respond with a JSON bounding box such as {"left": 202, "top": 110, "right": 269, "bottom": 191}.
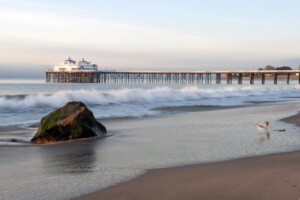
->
{"left": 282, "top": 111, "right": 300, "bottom": 126}
{"left": 75, "top": 111, "right": 300, "bottom": 200}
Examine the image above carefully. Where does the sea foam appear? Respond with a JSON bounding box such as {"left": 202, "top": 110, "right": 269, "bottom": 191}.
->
{"left": 0, "top": 85, "right": 300, "bottom": 111}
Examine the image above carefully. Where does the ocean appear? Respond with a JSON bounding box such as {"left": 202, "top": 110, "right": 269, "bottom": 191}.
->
{"left": 1, "top": 79, "right": 300, "bottom": 128}
{"left": 1, "top": 79, "right": 300, "bottom": 199}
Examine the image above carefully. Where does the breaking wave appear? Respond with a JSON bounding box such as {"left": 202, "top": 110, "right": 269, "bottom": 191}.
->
{"left": 1, "top": 85, "right": 300, "bottom": 111}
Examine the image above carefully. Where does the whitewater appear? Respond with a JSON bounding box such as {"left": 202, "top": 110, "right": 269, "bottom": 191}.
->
{"left": 0, "top": 79, "right": 300, "bottom": 127}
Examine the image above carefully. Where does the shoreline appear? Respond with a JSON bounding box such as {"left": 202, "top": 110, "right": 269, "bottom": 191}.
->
{"left": 76, "top": 151, "right": 300, "bottom": 200}
{"left": 281, "top": 111, "right": 300, "bottom": 127}
{"left": 98, "top": 100, "right": 298, "bottom": 123}
{"left": 75, "top": 110, "right": 300, "bottom": 200}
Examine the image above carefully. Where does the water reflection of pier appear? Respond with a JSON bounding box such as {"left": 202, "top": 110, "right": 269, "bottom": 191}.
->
{"left": 46, "top": 70, "right": 300, "bottom": 84}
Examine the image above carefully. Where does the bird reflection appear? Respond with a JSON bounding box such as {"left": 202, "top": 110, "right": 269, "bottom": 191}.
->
{"left": 258, "top": 132, "right": 270, "bottom": 142}
{"left": 265, "top": 131, "right": 270, "bottom": 140}
{"left": 258, "top": 134, "right": 265, "bottom": 142}
{"left": 256, "top": 121, "right": 270, "bottom": 142}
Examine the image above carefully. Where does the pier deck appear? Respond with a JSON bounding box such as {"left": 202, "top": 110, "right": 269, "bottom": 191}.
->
{"left": 46, "top": 70, "right": 300, "bottom": 84}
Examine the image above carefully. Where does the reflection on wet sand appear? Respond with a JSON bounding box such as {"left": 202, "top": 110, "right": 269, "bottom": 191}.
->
{"left": 255, "top": 121, "right": 271, "bottom": 142}
{"left": 266, "top": 131, "right": 270, "bottom": 140}
{"left": 258, "top": 131, "right": 270, "bottom": 142}
{"left": 39, "top": 139, "right": 99, "bottom": 174}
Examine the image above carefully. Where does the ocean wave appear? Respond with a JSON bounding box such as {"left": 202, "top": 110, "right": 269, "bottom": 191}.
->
{"left": 0, "top": 139, "right": 31, "bottom": 145}
{"left": 0, "top": 85, "right": 300, "bottom": 111}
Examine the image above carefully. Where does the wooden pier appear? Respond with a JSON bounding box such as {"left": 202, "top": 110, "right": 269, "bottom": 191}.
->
{"left": 46, "top": 70, "right": 300, "bottom": 84}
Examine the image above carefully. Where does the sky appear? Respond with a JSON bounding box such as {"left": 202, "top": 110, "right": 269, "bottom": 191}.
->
{"left": 0, "top": 0, "right": 300, "bottom": 78}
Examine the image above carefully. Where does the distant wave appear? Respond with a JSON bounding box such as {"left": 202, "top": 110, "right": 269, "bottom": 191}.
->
{"left": 0, "top": 85, "right": 300, "bottom": 111}
{"left": 0, "top": 138, "right": 31, "bottom": 145}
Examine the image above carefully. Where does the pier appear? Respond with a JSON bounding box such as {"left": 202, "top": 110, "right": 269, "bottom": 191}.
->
{"left": 46, "top": 70, "right": 300, "bottom": 84}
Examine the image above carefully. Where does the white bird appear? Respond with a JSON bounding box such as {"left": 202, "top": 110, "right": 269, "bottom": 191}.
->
{"left": 256, "top": 121, "right": 269, "bottom": 130}
{"left": 256, "top": 123, "right": 265, "bottom": 130}
{"left": 265, "top": 121, "right": 269, "bottom": 126}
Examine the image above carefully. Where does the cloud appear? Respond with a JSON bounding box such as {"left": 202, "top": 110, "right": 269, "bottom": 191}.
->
{"left": 0, "top": 7, "right": 300, "bottom": 71}
{"left": 0, "top": 9, "right": 220, "bottom": 64}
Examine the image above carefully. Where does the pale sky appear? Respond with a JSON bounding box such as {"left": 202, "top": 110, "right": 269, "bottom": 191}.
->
{"left": 0, "top": 0, "right": 300, "bottom": 77}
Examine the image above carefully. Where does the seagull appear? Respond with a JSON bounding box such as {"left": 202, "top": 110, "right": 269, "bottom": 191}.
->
{"left": 256, "top": 123, "right": 265, "bottom": 130}
{"left": 265, "top": 121, "right": 269, "bottom": 126}
{"left": 256, "top": 121, "right": 269, "bottom": 130}
{"left": 264, "top": 121, "right": 269, "bottom": 130}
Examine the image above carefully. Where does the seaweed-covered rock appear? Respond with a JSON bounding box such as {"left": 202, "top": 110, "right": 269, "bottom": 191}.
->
{"left": 31, "top": 101, "right": 106, "bottom": 143}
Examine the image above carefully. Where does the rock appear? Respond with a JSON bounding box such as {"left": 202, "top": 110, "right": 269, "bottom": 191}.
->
{"left": 10, "top": 138, "right": 18, "bottom": 142}
{"left": 31, "top": 101, "right": 106, "bottom": 143}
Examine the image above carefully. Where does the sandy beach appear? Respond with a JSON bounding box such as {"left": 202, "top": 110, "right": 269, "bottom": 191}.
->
{"left": 2, "top": 1, "right": 300, "bottom": 199}
{"left": 76, "top": 152, "right": 300, "bottom": 200}
{"left": 2, "top": 100, "right": 300, "bottom": 200}
{"left": 75, "top": 110, "right": 300, "bottom": 200}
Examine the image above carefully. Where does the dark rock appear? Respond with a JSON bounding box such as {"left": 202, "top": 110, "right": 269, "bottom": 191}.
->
{"left": 10, "top": 138, "right": 18, "bottom": 142}
{"left": 31, "top": 101, "right": 106, "bottom": 143}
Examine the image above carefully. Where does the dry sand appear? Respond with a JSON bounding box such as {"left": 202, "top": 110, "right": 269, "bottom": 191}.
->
{"left": 75, "top": 112, "right": 300, "bottom": 200}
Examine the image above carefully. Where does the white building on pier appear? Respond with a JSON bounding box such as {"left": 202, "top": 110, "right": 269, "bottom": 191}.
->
{"left": 53, "top": 57, "right": 98, "bottom": 71}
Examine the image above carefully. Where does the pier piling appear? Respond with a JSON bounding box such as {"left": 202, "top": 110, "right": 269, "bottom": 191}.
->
{"left": 274, "top": 73, "right": 278, "bottom": 84}
{"left": 261, "top": 73, "right": 265, "bottom": 84}
{"left": 227, "top": 73, "right": 233, "bottom": 84}
{"left": 238, "top": 73, "right": 243, "bottom": 84}
{"left": 216, "top": 74, "right": 221, "bottom": 84}
{"left": 250, "top": 73, "right": 255, "bottom": 85}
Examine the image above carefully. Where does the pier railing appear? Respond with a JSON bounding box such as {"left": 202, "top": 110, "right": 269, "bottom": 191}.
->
{"left": 45, "top": 70, "right": 300, "bottom": 84}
